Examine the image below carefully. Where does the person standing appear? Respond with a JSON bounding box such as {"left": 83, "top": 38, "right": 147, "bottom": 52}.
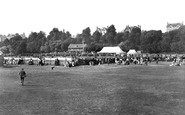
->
{"left": 19, "top": 68, "right": 26, "bottom": 86}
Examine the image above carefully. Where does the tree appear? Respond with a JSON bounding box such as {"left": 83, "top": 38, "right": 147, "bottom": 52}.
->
{"left": 100, "top": 34, "right": 107, "bottom": 44}
{"left": 15, "top": 40, "right": 27, "bottom": 55}
{"left": 61, "top": 39, "right": 71, "bottom": 51}
{"left": 161, "top": 26, "right": 185, "bottom": 53}
{"left": 114, "top": 32, "right": 124, "bottom": 44}
{"left": 81, "top": 27, "right": 91, "bottom": 44}
{"left": 92, "top": 30, "right": 102, "bottom": 43}
{"left": 40, "top": 46, "right": 45, "bottom": 53}
{"left": 105, "top": 25, "right": 117, "bottom": 45}
{"left": 0, "top": 46, "right": 10, "bottom": 54}
{"left": 27, "top": 31, "right": 46, "bottom": 53}
{"left": 170, "top": 42, "right": 185, "bottom": 53}
{"left": 131, "top": 27, "right": 141, "bottom": 44}
{"left": 47, "top": 28, "right": 60, "bottom": 41}
{"left": 9, "top": 34, "right": 23, "bottom": 54}
{"left": 128, "top": 26, "right": 141, "bottom": 50}
{"left": 3, "top": 39, "right": 10, "bottom": 46}
{"left": 85, "top": 42, "right": 103, "bottom": 52}
{"left": 27, "top": 42, "right": 37, "bottom": 53}
{"left": 160, "top": 33, "right": 171, "bottom": 52}
{"left": 38, "top": 31, "right": 47, "bottom": 46}
{"left": 141, "top": 30, "right": 162, "bottom": 53}
{"left": 119, "top": 40, "right": 130, "bottom": 52}
{"left": 41, "top": 42, "right": 50, "bottom": 53}
{"left": 140, "top": 30, "right": 162, "bottom": 53}
{"left": 177, "top": 26, "right": 185, "bottom": 42}
{"left": 48, "top": 40, "right": 62, "bottom": 52}
{"left": 75, "top": 34, "right": 83, "bottom": 44}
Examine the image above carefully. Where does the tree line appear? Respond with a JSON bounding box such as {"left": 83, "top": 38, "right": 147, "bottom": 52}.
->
{"left": 0, "top": 24, "right": 185, "bottom": 55}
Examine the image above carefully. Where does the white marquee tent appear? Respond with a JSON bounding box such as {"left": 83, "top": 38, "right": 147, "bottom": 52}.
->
{"left": 127, "top": 49, "right": 137, "bottom": 55}
{"left": 98, "top": 46, "right": 125, "bottom": 54}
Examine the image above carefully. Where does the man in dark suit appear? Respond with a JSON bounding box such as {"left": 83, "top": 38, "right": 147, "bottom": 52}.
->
{"left": 19, "top": 68, "right": 26, "bottom": 86}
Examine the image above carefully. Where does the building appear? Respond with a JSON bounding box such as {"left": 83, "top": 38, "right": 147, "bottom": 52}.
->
{"left": 6, "top": 34, "right": 16, "bottom": 39}
{"left": 20, "top": 33, "right": 26, "bottom": 39}
{"left": 124, "top": 25, "right": 141, "bottom": 33}
{"left": 68, "top": 44, "right": 87, "bottom": 52}
{"left": 166, "top": 22, "right": 183, "bottom": 32}
{"left": 0, "top": 35, "right": 7, "bottom": 42}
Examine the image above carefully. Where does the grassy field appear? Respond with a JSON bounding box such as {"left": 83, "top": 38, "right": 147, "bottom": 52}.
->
{"left": 0, "top": 62, "right": 185, "bottom": 115}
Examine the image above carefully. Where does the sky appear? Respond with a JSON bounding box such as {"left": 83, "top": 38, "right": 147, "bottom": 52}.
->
{"left": 0, "top": 0, "right": 185, "bottom": 37}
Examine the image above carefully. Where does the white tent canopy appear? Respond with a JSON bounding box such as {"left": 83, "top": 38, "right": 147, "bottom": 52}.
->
{"left": 98, "top": 46, "right": 125, "bottom": 54}
{"left": 127, "top": 49, "right": 137, "bottom": 55}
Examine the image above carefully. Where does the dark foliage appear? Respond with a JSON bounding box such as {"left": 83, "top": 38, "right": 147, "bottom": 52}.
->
{"left": 1, "top": 25, "right": 185, "bottom": 55}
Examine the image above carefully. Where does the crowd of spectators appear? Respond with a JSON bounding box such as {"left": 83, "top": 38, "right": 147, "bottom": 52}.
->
{"left": 3, "top": 53, "right": 185, "bottom": 67}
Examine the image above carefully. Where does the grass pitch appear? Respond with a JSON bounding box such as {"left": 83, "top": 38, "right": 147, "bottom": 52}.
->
{"left": 0, "top": 62, "right": 185, "bottom": 115}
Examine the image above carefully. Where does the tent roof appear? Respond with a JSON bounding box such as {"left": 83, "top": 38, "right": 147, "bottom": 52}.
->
{"left": 98, "top": 46, "right": 125, "bottom": 54}
{"left": 127, "top": 49, "right": 137, "bottom": 55}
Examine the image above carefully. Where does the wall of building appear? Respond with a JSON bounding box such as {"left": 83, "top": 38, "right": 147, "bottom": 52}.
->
{"left": 166, "top": 22, "right": 184, "bottom": 32}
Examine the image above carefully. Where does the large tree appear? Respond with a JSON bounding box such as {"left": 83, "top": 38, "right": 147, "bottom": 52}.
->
{"left": 85, "top": 42, "right": 103, "bottom": 52}
{"left": 3, "top": 39, "right": 10, "bottom": 46}
{"left": 9, "top": 34, "right": 23, "bottom": 54}
{"left": 27, "top": 31, "right": 46, "bottom": 53}
{"left": 141, "top": 30, "right": 162, "bottom": 53}
{"left": 129, "top": 26, "right": 141, "bottom": 47}
{"left": 105, "top": 25, "right": 117, "bottom": 45}
{"left": 92, "top": 29, "right": 102, "bottom": 43}
{"left": 81, "top": 27, "right": 91, "bottom": 44}
{"left": 15, "top": 40, "right": 27, "bottom": 55}
{"left": 114, "top": 32, "right": 124, "bottom": 44}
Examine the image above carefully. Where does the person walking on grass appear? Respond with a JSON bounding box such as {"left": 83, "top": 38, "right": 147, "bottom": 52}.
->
{"left": 19, "top": 68, "right": 26, "bottom": 86}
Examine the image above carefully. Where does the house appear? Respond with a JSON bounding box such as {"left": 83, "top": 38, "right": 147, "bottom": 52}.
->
{"left": 166, "top": 22, "right": 183, "bottom": 32}
{"left": 124, "top": 25, "right": 141, "bottom": 33}
{"left": 0, "top": 35, "right": 7, "bottom": 42}
{"left": 68, "top": 44, "right": 87, "bottom": 52}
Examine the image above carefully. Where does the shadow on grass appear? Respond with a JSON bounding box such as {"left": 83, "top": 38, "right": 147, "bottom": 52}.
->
{"left": 23, "top": 84, "right": 43, "bottom": 87}
{"left": 115, "top": 87, "right": 178, "bottom": 115}
{"left": 2, "top": 65, "right": 20, "bottom": 68}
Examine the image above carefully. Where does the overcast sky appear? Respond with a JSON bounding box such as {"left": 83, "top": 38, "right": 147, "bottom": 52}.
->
{"left": 0, "top": 0, "right": 184, "bottom": 36}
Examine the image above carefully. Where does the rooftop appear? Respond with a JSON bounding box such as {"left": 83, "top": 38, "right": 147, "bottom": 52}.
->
{"left": 167, "top": 22, "right": 183, "bottom": 28}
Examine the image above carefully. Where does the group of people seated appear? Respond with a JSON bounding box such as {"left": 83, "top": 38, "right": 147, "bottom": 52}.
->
{"left": 115, "top": 56, "right": 152, "bottom": 65}
{"left": 28, "top": 58, "right": 45, "bottom": 66}
{"left": 169, "top": 57, "right": 183, "bottom": 66}
{"left": 55, "top": 58, "right": 75, "bottom": 67}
